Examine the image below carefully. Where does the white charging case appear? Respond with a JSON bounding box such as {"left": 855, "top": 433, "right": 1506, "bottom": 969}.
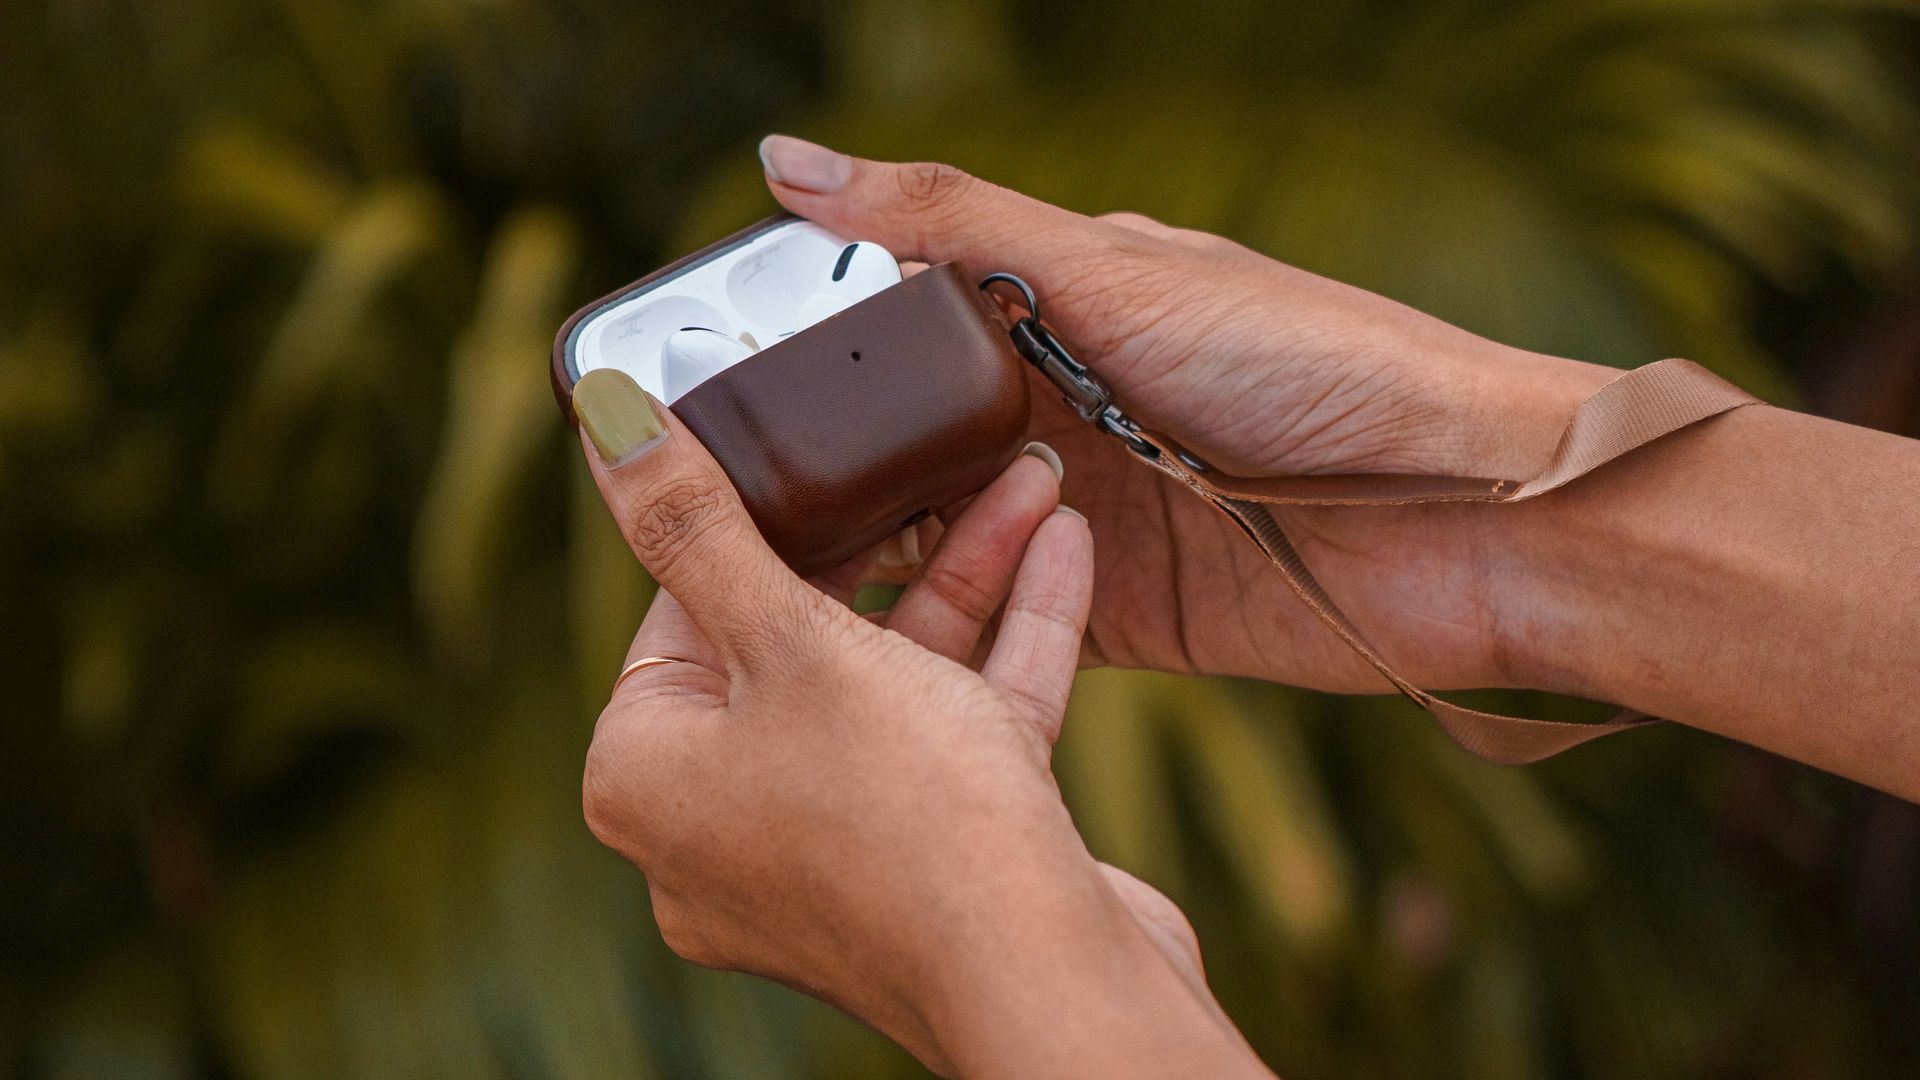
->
{"left": 552, "top": 214, "right": 1033, "bottom": 575}
{"left": 563, "top": 218, "right": 866, "bottom": 404}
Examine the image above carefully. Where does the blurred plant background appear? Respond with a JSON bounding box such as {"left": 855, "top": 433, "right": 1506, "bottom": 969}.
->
{"left": 5, "top": 0, "right": 1920, "bottom": 1077}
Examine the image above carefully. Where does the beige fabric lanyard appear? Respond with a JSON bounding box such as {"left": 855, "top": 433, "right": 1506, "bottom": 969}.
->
{"left": 984, "top": 276, "right": 1763, "bottom": 764}
{"left": 1129, "top": 360, "right": 1760, "bottom": 764}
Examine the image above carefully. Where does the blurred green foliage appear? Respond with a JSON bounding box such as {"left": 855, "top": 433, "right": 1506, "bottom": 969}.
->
{"left": 4, "top": 1, "right": 1919, "bottom": 1077}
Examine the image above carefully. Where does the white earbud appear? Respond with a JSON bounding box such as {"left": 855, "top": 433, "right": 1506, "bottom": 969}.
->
{"left": 661, "top": 327, "right": 755, "bottom": 401}
{"left": 651, "top": 237, "right": 902, "bottom": 402}
{"left": 793, "top": 242, "right": 901, "bottom": 328}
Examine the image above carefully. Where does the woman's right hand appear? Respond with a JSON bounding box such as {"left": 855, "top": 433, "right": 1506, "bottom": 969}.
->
{"left": 759, "top": 136, "right": 1616, "bottom": 694}
{"left": 571, "top": 369, "right": 1269, "bottom": 1078}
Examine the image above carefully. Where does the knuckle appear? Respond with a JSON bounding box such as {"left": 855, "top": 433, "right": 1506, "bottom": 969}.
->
{"left": 999, "top": 679, "right": 1060, "bottom": 724}
{"left": 581, "top": 744, "right": 631, "bottom": 856}
{"left": 1103, "top": 865, "right": 1181, "bottom": 918}
{"left": 1098, "top": 210, "right": 1162, "bottom": 233}
{"left": 651, "top": 897, "right": 727, "bottom": 968}
{"left": 1185, "top": 228, "right": 1253, "bottom": 258}
{"left": 1118, "top": 873, "right": 1199, "bottom": 948}
{"left": 581, "top": 720, "right": 668, "bottom": 863}
{"left": 895, "top": 160, "right": 973, "bottom": 211}
{"left": 581, "top": 721, "right": 676, "bottom": 862}
{"left": 917, "top": 557, "right": 1004, "bottom": 627}
{"left": 1005, "top": 591, "right": 1084, "bottom": 638}
{"left": 622, "top": 476, "right": 732, "bottom": 574}
{"left": 1098, "top": 209, "right": 1249, "bottom": 260}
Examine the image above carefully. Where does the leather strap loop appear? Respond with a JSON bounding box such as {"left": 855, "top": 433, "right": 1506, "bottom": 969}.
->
{"left": 1131, "top": 359, "right": 1761, "bottom": 765}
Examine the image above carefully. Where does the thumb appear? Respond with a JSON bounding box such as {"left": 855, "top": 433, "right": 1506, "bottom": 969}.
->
{"left": 572, "top": 367, "right": 817, "bottom": 670}
{"left": 758, "top": 134, "right": 1111, "bottom": 289}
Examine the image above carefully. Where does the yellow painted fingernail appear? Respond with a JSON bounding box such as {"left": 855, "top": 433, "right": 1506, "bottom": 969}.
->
{"left": 574, "top": 368, "right": 668, "bottom": 466}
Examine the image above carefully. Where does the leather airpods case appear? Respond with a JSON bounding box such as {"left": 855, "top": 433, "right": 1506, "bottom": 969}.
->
{"left": 552, "top": 215, "right": 1032, "bottom": 576}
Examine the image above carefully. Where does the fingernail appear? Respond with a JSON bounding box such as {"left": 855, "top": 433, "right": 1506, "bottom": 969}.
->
{"left": 574, "top": 368, "right": 668, "bottom": 466}
{"left": 759, "top": 134, "right": 853, "bottom": 193}
{"left": 875, "top": 527, "right": 923, "bottom": 571}
{"left": 1054, "top": 504, "right": 1087, "bottom": 523}
{"left": 1021, "top": 441, "right": 1064, "bottom": 482}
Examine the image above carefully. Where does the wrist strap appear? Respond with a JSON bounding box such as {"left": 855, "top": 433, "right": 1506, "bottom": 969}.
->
{"left": 1127, "top": 360, "right": 1758, "bottom": 763}
{"left": 981, "top": 275, "right": 1762, "bottom": 764}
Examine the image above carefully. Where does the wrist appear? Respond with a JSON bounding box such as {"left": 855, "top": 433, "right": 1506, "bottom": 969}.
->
{"left": 1272, "top": 346, "right": 1622, "bottom": 693}
{"left": 1472, "top": 395, "right": 1743, "bottom": 701}
{"left": 1447, "top": 350, "right": 1636, "bottom": 690}
{"left": 908, "top": 852, "right": 1261, "bottom": 1079}
{"left": 1447, "top": 343, "right": 1619, "bottom": 480}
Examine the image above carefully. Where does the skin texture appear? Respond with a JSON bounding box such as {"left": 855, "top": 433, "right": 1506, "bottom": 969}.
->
{"left": 574, "top": 137, "right": 1920, "bottom": 1077}
{"left": 758, "top": 136, "right": 1920, "bottom": 793}
{"left": 577, "top": 384, "right": 1266, "bottom": 1078}
{"left": 766, "top": 136, "right": 1620, "bottom": 696}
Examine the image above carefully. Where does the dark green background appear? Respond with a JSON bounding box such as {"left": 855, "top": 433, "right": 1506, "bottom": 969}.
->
{"left": 4, "top": 2, "right": 1918, "bottom": 1077}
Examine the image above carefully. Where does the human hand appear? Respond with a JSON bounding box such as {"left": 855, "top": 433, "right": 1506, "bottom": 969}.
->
{"left": 759, "top": 135, "right": 1620, "bottom": 694}
{"left": 569, "top": 368, "right": 1268, "bottom": 1078}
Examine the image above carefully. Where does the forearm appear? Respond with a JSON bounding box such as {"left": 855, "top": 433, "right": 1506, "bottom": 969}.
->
{"left": 1486, "top": 403, "right": 1920, "bottom": 797}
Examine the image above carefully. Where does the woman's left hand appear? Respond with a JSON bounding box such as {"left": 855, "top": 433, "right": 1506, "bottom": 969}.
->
{"left": 570, "top": 368, "right": 1266, "bottom": 1079}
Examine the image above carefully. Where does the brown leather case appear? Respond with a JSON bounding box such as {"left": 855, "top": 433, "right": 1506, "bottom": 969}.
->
{"left": 552, "top": 218, "right": 1032, "bottom": 576}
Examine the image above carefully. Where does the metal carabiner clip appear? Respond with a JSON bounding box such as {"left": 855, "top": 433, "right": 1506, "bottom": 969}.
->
{"left": 979, "top": 273, "right": 1159, "bottom": 459}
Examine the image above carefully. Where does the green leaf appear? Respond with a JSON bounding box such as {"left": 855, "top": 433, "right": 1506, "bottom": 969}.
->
{"left": 174, "top": 124, "right": 355, "bottom": 245}
{"left": 206, "top": 182, "right": 446, "bottom": 519}
{"left": 412, "top": 205, "right": 580, "bottom": 663}
{"left": 1055, "top": 668, "right": 1182, "bottom": 892}
{"left": 1171, "top": 677, "right": 1354, "bottom": 952}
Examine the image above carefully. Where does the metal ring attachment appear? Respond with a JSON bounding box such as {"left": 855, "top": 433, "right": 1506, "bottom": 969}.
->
{"left": 981, "top": 270, "right": 1159, "bottom": 462}
{"left": 978, "top": 272, "right": 1040, "bottom": 321}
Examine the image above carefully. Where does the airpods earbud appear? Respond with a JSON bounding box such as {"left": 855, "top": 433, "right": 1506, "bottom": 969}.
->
{"left": 794, "top": 242, "right": 902, "bottom": 327}
{"left": 661, "top": 327, "right": 755, "bottom": 401}
{"left": 648, "top": 233, "right": 902, "bottom": 403}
